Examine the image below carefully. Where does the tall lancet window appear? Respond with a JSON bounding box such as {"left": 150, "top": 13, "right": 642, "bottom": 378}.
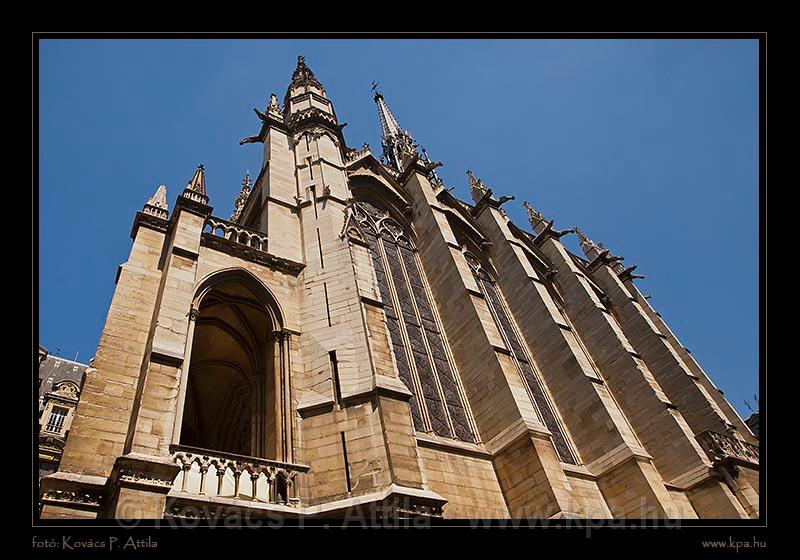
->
{"left": 354, "top": 200, "right": 476, "bottom": 443}
{"left": 464, "top": 252, "right": 578, "bottom": 464}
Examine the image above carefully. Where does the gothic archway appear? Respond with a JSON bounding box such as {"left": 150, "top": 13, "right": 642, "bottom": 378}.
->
{"left": 177, "top": 269, "right": 286, "bottom": 460}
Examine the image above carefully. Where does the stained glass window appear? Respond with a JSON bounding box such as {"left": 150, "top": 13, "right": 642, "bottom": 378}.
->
{"left": 354, "top": 201, "right": 476, "bottom": 443}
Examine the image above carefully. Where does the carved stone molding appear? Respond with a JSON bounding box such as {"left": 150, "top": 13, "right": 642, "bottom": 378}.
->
{"left": 41, "top": 489, "right": 102, "bottom": 507}
{"left": 111, "top": 453, "right": 181, "bottom": 495}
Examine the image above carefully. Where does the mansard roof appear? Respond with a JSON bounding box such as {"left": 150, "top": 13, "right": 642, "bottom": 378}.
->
{"left": 38, "top": 354, "right": 89, "bottom": 411}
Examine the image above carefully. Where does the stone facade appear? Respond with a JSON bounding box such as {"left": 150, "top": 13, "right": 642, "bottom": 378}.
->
{"left": 38, "top": 56, "right": 759, "bottom": 521}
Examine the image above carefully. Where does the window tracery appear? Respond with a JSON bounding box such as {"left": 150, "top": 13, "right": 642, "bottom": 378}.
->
{"left": 352, "top": 200, "right": 476, "bottom": 442}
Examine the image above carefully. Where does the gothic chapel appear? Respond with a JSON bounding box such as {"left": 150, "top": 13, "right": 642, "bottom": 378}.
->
{"left": 39, "top": 56, "right": 759, "bottom": 520}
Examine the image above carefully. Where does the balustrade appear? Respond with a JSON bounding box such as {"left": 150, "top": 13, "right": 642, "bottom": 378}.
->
{"left": 204, "top": 217, "right": 268, "bottom": 253}
{"left": 170, "top": 445, "right": 309, "bottom": 506}
{"left": 696, "top": 430, "right": 759, "bottom": 466}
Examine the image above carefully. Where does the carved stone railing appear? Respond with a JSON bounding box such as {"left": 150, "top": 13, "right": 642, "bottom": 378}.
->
{"left": 696, "top": 430, "right": 759, "bottom": 466}
{"left": 170, "top": 444, "right": 310, "bottom": 506}
{"left": 204, "top": 216, "right": 268, "bottom": 253}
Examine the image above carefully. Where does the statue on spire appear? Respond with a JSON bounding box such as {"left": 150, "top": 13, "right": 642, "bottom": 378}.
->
{"left": 268, "top": 93, "right": 281, "bottom": 115}
{"left": 229, "top": 171, "right": 252, "bottom": 223}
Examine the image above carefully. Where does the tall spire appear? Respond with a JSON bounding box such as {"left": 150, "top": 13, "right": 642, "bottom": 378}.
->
{"left": 371, "top": 83, "right": 418, "bottom": 172}
{"left": 373, "top": 83, "right": 402, "bottom": 139}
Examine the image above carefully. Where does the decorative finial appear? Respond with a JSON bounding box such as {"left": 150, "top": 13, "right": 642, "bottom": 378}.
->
{"left": 143, "top": 185, "right": 168, "bottom": 219}
{"left": 229, "top": 170, "right": 252, "bottom": 223}
{"left": 467, "top": 170, "right": 489, "bottom": 203}
{"left": 523, "top": 201, "right": 546, "bottom": 229}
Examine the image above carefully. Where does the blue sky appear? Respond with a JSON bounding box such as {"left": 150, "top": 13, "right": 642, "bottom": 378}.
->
{"left": 38, "top": 38, "right": 760, "bottom": 417}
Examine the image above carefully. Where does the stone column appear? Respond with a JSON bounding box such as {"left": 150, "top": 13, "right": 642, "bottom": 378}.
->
{"left": 170, "top": 306, "right": 199, "bottom": 447}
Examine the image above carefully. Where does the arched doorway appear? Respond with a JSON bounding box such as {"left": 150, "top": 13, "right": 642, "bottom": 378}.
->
{"left": 178, "top": 272, "right": 283, "bottom": 460}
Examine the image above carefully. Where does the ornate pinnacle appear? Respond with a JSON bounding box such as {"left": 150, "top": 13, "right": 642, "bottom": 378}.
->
{"left": 143, "top": 185, "right": 169, "bottom": 219}
{"left": 467, "top": 170, "right": 489, "bottom": 202}
{"left": 229, "top": 171, "right": 252, "bottom": 223}
{"left": 186, "top": 164, "right": 206, "bottom": 195}
{"left": 147, "top": 185, "right": 168, "bottom": 210}
{"left": 573, "top": 226, "right": 603, "bottom": 255}
{"left": 289, "top": 55, "right": 324, "bottom": 92}
{"left": 523, "top": 201, "right": 546, "bottom": 229}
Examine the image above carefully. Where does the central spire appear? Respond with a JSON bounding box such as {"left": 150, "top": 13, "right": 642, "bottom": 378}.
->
{"left": 371, "top": 84, "right": 418, "bottom": 172}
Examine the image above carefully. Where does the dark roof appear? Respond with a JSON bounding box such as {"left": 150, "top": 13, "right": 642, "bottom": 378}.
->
{"left": 38, "top": 354, "right": 89, "bottom": 412}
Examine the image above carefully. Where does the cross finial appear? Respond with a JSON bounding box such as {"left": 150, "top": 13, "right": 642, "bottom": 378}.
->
{"left": 371, "top": 81, "right": 382, "bottom": 100}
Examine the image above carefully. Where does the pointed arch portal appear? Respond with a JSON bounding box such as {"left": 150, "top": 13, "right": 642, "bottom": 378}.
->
{"left": 176, "top": 269, "right": 289, "bottom": 461}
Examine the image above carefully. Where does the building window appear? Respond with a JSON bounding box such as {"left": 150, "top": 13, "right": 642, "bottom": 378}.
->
{"left": 44, "top": 406, "right": 68, "bottom": 434}
{"left": 465, "top": 252, "right": 578, "bottom": 464}
{"left": 355, "top": 200, "right": 476, "bottom": 443}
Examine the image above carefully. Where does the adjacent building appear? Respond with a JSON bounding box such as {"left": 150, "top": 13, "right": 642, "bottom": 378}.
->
{"left": 38, "top": 348, "right": 89, "bottom": 481}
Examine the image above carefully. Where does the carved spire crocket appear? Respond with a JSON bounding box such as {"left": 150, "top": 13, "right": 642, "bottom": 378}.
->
{"left": 229, "top": 171, "right": 252, "bottom": 223}
{"left": 523, "top": 201, "right": 548, "bottom": 232}
{"left": 467, "top": 170, "right": 490, "bottom": 203}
